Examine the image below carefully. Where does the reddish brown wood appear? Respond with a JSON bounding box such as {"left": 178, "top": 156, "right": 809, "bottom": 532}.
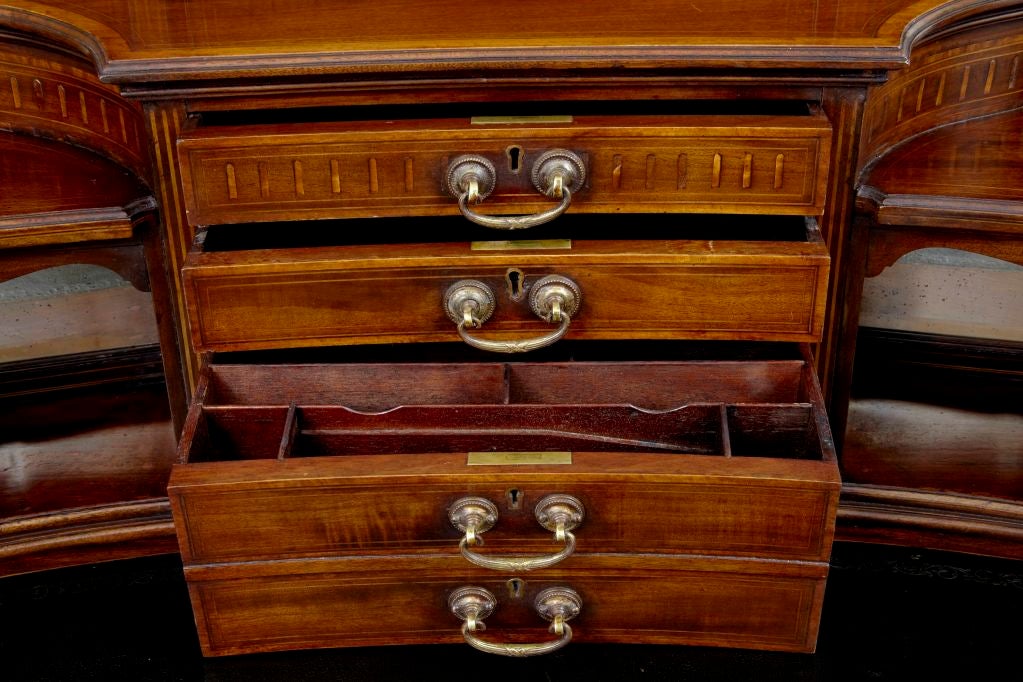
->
{"left": 178, "top": 113, "right": 832, "bottom": 226}
{"left": 184, "top": 555, "right": 827, "bottom": 656}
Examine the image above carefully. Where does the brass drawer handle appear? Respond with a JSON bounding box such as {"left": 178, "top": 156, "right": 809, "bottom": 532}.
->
{"left": 449, "top": 494, "right": 585, "bottom": 572}
{"left": 449, "top": 586, "right": 582, "bottom": 657}
{"left": 446, "top": 149, "right": 586, "bottom": 230}
{"left": 443, "top": 276, "right": 581, "bottom": 354}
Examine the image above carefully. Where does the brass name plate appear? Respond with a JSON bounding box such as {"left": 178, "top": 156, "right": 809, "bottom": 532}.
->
{"left": 467, "top": 452, "right": 573, "bottom": 466}
{"left": 470, "top": 115, "right": 573, "bottom": 125}
{"left": 471, "top": 239, "right": 572, "bottom": 251}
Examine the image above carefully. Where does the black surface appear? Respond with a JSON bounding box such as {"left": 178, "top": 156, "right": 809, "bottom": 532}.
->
{"left": 1, "top": 543, "right": 1020, "bottom": 681}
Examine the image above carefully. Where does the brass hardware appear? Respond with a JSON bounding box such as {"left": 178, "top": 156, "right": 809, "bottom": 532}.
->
{"left": 449, "top": 494, "right": 584, "bottom": 572}
{"left": 467, "top": 451, "right": 573, "bottom": 466}
{"left": 443, "top": 275, "right": 580, "bottom": 354}
{"left": 443, "top": 280, "right": 496, "bottom": 329}
{"left": 449, "top": 586, "right": 582, "bottom": 657}
{"left": 470, "top": 115, "right": 574, "bottom": 125}
{"left": 470, "top": 239, "right": 573, "bottom": 251}
{"left": 446, "top": 148, "right": 586, "bottom": 230}
{"left": 448, "top": 497, "right": 499, "bottom": 547}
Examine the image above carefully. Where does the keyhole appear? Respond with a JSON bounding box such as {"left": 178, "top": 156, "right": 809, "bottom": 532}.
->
{"left": 507, "top": 488, "right": 522, "bottom": 509}
{"left": 506, "top": 269, "right": 525, "bottom": 301}
{"left": 507, "top": 578, "right": 524, "bottom": 598}
{"left": 507, "top": 145, "right": 523, "bottom": 173}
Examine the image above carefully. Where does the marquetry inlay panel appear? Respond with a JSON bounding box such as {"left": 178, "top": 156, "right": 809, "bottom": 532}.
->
{"left": 177, "top": 119, "right": 831, "bottom": 227}
{"left": 859, "top": 18, "right": 1023, "bottom": 176}
{"left": 0, "top": 39, "right": 146, "bottom": 176}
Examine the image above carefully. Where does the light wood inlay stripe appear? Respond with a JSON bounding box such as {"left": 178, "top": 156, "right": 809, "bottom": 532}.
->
{"left": 611, "top": 154, "right": 622, "bottom": 190}
{"left": 120, "top": 109, "right": 128, "bottom": 143}
{"left": 79, "top": 91, "right": 88, "bottom": 123}
{"left": 258, "top": 162, "right": 270, "bottom": 198}
{"left": 741, "top": 153, "right": 752, "bottom": 189}
{"left": 57, "top": 85, "right": 67, "bottom": 117}
{"left": 225, "top": 164, "right": 238, "bottom": 199}
{"left": 404, "top": 157, "right": 414, "bottom": 192}
{"left": 711, "top": 153, "right": 722, "bottom": 188}
{"left": 915, "top": 79, "right": 925, "bottom": 112}
{"left": 645, "top": 154, "right": 656, "bottom": 190}
{"left": 774, "top": 154, "right": 785, "bottom": 190}
{"left": 100, "top": 99, "right": 109, "bottom": 132}
{"left": 9, "top": 76, "right": 20, "bottom": 108}
{"left": 293, "top": 160, "right": 305, "bottom": 196}
{"left": 676, "top": 153, "right": 687, "bottom": 189}
{"left": 330, "top": 159, "right": 342, "bottom": 194}
{"left": 1009, "top": 56, "right": 1019, "bottom": 90}
{"left": 959, "top": 64, "right": 971, "bottom": 101}
{"left": 896, "top": 87, "right": 906, "bottom": 122}
{"left": 935, "top": 73, "right": 946, "bottom": 105}
{"left": 368, "top": 158, "right": 379, "bottom": 193}
{"left": 985, "top": 60, "right": 997, "bottom": 94}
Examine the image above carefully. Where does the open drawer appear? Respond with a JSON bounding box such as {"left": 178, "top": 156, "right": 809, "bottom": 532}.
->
{"left": 182, "top": 215, "right": 830, "bottom": 351}
{"left": 169, "top": 342, "right": 839, "bottom": 656}
{"left": 177, "top": 105, "right": 832, "bottom": 228}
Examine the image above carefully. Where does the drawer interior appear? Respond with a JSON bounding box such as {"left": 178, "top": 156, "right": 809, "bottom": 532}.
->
{"left": 184, "top": 343, "right": 828, "bottom": 464}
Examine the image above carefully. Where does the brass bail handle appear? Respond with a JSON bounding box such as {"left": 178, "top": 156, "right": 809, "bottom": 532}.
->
{"left": 449, "top": 586, "right": 583, "bottom": 657}
{"left": 446, "top": 149, "right": 586, "bottom": 230}
{"left": 443, "top": 276, "right": 581, "bottom": 354}
{"left": 448, "top": 495, "right": 585, "bottom": 572}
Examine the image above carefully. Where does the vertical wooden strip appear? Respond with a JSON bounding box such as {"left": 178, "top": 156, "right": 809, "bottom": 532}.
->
{"left": 773, "top": 154, "right": 785, "bottom": 190}
{"left": 611, "top": 154, "right": 623, "bottom": 190}
{"left": 57, "top": 85, "right": 67, "bottom": 117}
{"left": 225, "top": 164, "right": 238, "bottom": 199}
{"left": 896, "top": 87, "right": 906, "bottom": 122}
{"left": 330, "top": 159, "right": 342, "bottom": 194}
{"left": 935, "top": 72, "right": 946, "bottom": 105}
{"left": 276, "top": 402, "right": 300, "bottom": 461}
{"left": 119, "top": 109, "right": 128, "bottom": 142}
{"left": 719, "top": 405, "right": 732, "bottom": 458}
{"left": 959, "top": 64, "right": 971, "bottom": 101}
{"left": 79, "top": 91, "right": 88, "bottom": 123}
{"left": 711, "top": 153, "right": 722, "bottom": 188}
{"left": 1010, "top": 56, "right": 1019, "bottom": 90}
{"left": 258, "top": 162, "right": 270, "bottom": 198}
{"left": 741, "top": 153, "right": 752, "bottom": 189}
{"left": 676, "top": 153, "right": 687, "bottom": 189}
{"left": 9, "top": 76, "right": 21, "bottom": 108}
{"left": 100, "top": 99, "right": 110, "bottom": 132}
{"left": 368, "top": 158, "right": 379, "bottom": 193}
{"left": 984, "top": 59, "right": 996, "bottom": 94}
{"left": 404, "top": 157, "right": 414, "bottom": 192}
{"left": 915, "top": 79, "right": 925, "bottom": 112}
{"left": 293, "top": 160, "right": 305, "bottom": 196}
{"left": 644, "top": 154, "right": 656, "bottom": 190}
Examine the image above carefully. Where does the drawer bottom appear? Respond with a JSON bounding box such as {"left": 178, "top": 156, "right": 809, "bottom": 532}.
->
{"left": 186, "top": 555, "right": 827, "bottom": 656}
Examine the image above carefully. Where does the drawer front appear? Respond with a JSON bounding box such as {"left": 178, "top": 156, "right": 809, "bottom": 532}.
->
{"left": 177, "top": 114, "right": 832, "bottom": 227}
{"left": 185, "top": 555, "right": 827, "bottom": 656}
{"left": 170, "top": 456, "right": 838, "bottom": 565}
{"left": 183, "top": 238, "right": 829, "bottom": 351}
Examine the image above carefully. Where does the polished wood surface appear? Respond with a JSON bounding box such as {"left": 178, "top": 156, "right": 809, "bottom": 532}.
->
{"left": 183, "top": 230, "right": 829, "bottom": 351}
{"left": 178, "top": 112, "right": 831, "bottom": 225}
{"left": 0, "top": 0, "right": 1009, "bottom": 81}
{"left": 186, "top": 555, "right": 827, "bottom": 656}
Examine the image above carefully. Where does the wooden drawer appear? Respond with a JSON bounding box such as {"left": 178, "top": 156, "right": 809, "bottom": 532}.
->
{"left": 183, "top": 555, "right": 829, "bottom": 656}
{"left": 182, "top": 218, "right": 829, "bottom": 351}
{"left": 177, "top": 110, "right": 832, "bottom": 228}
{"left": 168, "top": 345, "right": 839, "bottom": 656}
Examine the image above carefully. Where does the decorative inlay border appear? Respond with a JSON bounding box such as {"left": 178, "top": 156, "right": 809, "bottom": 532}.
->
{"left": 0, "top": 41, "right": 147, "bottom": 177}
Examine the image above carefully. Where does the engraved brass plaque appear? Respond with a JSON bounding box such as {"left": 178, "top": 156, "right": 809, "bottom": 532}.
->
{"left": 467, "top": 452, "right": 573, "bottom": 466}
{"left": 470, "top": 115, "right": 573, "bottom": 125}
{"left": 471, "top": 239, "right": 572, "bottom": 251}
